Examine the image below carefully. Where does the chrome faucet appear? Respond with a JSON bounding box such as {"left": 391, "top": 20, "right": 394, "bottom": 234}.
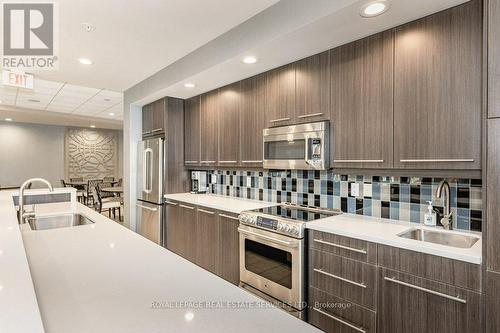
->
{"left": 18, "top": 178, "right": 53, "bottom": 224}
{"left": 436, "top": 179, "right": 453, "bottom": 230}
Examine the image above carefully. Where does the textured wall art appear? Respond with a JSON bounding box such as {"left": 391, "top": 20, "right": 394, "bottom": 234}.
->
{"left": 65, "top": 128, "right": 118, "bottom": 179}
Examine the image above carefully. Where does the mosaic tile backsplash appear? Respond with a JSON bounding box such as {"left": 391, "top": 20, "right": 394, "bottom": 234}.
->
{"left": 204, "top": 170, "right": 483, "bottom": 232}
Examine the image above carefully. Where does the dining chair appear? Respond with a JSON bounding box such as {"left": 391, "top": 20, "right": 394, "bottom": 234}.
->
{"left": 103, "top": 176, "right": 115, "bottom": 182}
{"left": 70, "top": 177, "right": 84, "bottom": 182}
{"left": 94, "top": 183, "right": 122, "bottom": 220}
{"left": 117, "top": 178, "right": 123, "bottom": 186}
{"left": 85, "top": 179, "right": 103, "bottom": 208}
{"left": 60, "top": 179, "right": 67, "bottom": 187}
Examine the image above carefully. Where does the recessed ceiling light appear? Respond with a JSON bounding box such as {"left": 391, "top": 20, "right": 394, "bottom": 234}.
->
{"left": 184, "top": 83, "right": 195, "bottom": 88}
{"left": 109, "top": 112, "right": 115, "bottom": 116}
{"left": 104, "top": 98, "right": 111, "bottom": 102}
{"left": 360, "top": 0, "right": 389, "bottom": 18}
{"left": 90, "top": 125, "right": 96, "bottom": 128}
{"left": 5, "top": 118, "right": 12, "bottom": 121}
{"left": 243, "top": 56, "right": 258, "bottom": 64}
{"left": 27, "top": 99, "right": 40, "bottom": 103}
{"left": 78, "top": 58, "right": 93, "bottom": 65}
{"left": 82, "top": 22, "right": 96, "bottom": 32}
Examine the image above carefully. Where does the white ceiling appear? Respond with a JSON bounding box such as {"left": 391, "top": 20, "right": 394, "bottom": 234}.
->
{"left": 30, "top": 0, "right": 279, "bottom": 92}
{"left": 0, "top": 78, "right": 123, "bottom": 120}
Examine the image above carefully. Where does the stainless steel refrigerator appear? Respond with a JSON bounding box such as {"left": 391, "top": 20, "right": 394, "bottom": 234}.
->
{"left": 137, "top": 137, "right": 164, "bottom": 245}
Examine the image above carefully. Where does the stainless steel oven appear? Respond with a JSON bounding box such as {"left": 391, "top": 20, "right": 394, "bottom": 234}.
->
{"left": 238, "top": 224, "right": 305, "bottom": 317}
{"left": 263, "top": 121, "right": 330, "bottom": 170}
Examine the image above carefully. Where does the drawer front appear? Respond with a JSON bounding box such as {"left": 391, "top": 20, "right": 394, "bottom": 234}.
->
{"left": 309, "top": 230, "right": 377, "bottom": 264}
{"left": 377, "top": 244, "right": 481, "bottom": 292}
{"left": 309, "top": 287, "right": 376, "bottom": 333}
{"left": 310, "top": 249, "right": 377, "bottom": 309}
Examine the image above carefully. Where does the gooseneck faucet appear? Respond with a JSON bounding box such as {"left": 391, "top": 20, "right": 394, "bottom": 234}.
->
{"left": 436, "top": 179, "right": 453, "bottom": 230}
{"left": 18, "top": 178, "right": 53, "bottom": 224}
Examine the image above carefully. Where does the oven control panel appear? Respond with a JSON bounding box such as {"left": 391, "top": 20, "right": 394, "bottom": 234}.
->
{"left": 238, "top": 213, "right": 303, "bottom": 238}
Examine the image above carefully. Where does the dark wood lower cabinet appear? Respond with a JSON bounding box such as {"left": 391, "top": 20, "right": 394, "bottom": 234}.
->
{"left": 486, "top": 270, "right": 500, "bottom": 333}
{"left": 378, "top": 268, "right": 481, "bottom": 333}
{"left": 169, "top": 203, "right": 197, "bottom": 263}
{"left": 216, "top": 212, "right": 240, "bottom": 285}
{"left": 195, "top": 207, "right": 218, "bottom": 272}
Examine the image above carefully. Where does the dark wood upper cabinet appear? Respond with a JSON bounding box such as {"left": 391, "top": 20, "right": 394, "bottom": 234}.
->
{"left": 296, "top": 51, "right": 330, "bottom": 123}
{"left": 200, "top": 90, "right": 219, "bottom": 165}
{"left": 218, "top": 82, "right": 241, "bottom": 166}
{"left": 184, "top": 96, "right": 201, "bottom": 165}
{"left": 393, "top": 0, "right": 482, "bottom": 170}
{"left": 487, "top": 118, "right": 500, "bottom": 272}
{"left": 240, "top": 74, "right": 266, "bottom": 167}
{"left": 142, "top": 99, "right": 165, "bottom": 138}
{"left": 330, "top": 31, "right": 394, "bottom": 169}
{"left": 265, "top": 64, "right": 296, "bottom": 127}
{"left": 489, "top": 0, "right": 500, "bottom": 118}
{"left": 142, "top": 103, "right": 153, "bottom": 137}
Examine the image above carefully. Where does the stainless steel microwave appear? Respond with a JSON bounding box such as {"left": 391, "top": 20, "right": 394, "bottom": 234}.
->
{"left": 263, "top": 121, "right": 330, "bottom": 170}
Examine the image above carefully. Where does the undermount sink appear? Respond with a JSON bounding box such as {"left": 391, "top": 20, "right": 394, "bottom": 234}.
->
{"left": 28, "top": 213, "right": 94, "bottom": 231}
{"left": 397, "top": 228, "right": 479, "bottom": 249}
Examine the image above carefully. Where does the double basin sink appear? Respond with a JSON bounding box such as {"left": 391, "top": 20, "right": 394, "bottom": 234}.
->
{"left": 398, "top": 228, "right": 479, "bottom": 249}
{"left": 27, "top": 213, "right": 94, "bottom": 231}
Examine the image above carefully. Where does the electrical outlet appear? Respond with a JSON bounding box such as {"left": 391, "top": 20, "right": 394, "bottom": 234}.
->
{"left": 246, "top": 176, "right": 252, "bottom": 187}
{"left": 351, "top": 183, "right": 360, "bottom": 197}
{"left": 211, "top": 174, "right": 217, "bottom": 184}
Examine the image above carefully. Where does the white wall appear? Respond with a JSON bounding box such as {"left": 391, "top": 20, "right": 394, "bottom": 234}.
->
{"left": 0, "top": 122, "right": 123, "bottom": 188}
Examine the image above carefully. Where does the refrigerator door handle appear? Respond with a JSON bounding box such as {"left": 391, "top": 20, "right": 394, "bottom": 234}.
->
{"left": 143, "top": 148, "right": 153, "bottom": 194}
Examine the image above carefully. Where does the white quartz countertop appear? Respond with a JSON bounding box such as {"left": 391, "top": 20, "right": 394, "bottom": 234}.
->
{"left": 164, "top": 193, "right": 275, "bottom": 214}
{"left": 0, "top": 188, "right": 76, "bottom": 333}
{"left": 307, "top": 213, "right": 482, "bottom": 264}
{"left": 20, "top": 201, "right": 319, "bottom": 333}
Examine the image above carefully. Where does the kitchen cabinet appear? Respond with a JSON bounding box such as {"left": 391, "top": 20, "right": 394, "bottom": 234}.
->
{"left": 378, "top": 268, "right": 481, "bottom": 333}
{"left": 487, "top": 118, "right": 500, "bottom": 272}
{"left": 330, "top": 31, "right": 394, "bottom": 169}
{"left": 295, "top": 51, "right": 330, "bottom": 123}
{"left": 216, "top": 211, "right": 240, "bottom": 285}
{"left": 486, "top": 270, "right": 500, "bottom": 333}
{"left": 393, "top": 0, "right": 482, "bottom": 170}
{"left": 489, "top": 0, "right": 500, "bottom": 118}
{"left": 196, "top": 207, "right": 218, "bottom": 272}
{"left": 184, "top": 96, "right": 201, "bottom": 165}
{"left": 200, "top": 90, "right": 219, "bottom": 165}
{"left": 169, "top": 202, "right": 197, "bottom": 262}
{"left": 265, "top": 64, "right": 296, "bottom": 127}
{"left": 164, "top": 97, "right": 189, "bottom": 194}
{"left": 240, "top": 74, "right": 266, "bottom": 167}
{"left": 142, "top": 99, "right": 165, "bottom": 138}
{"left": 218, "top": 82, "right": 241, "bottom": 166}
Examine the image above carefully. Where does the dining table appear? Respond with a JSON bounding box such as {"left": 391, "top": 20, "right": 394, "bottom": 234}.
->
{"left": 101, "top": 186, "right": 123, "bottom": 195}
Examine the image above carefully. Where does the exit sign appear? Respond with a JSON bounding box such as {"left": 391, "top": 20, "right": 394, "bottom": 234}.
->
{"left": 2, "top": 70, "right": 34, "bottom": 89}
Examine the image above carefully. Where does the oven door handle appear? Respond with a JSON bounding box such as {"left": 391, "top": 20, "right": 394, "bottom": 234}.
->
{"left": 238, "top": 228, "right": 294, "bottom": 246}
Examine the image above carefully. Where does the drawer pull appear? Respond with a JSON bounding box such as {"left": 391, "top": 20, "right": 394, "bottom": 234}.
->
{"left": 334, "top": 159, "right": 384, "bottom": 163}
{"left": 185, "top": 160, "right": 199, "bottom": 164}
{"left": 198, "top": 208, "right": 215, "bottom": 215}
{"left": 179, "top": 204, "right": 195, "bottom": 210}
{"left": 165, "top": 201, "right": 178, "bottom": 206}
{"left": 313, "top": 239, "right": 367, "bottom": 254}
{"left": 241, "top": 160, "right": 263, "bottom": 163}
{"left": 399, "top": 159, "right": 474, "bottom": 163}
{"left": 383, "top": 277, "right": 466, "bottom": 304}
{"left": 151, "top": 128, "right": 163, "bottom": 132}
{"left": 142, "top": 130, "right": 152, "bottom": 135}
{"left": 200, "top": 160, "right": 216, "bottom": 163}
{"left": 269, "top": 117, "right": 291, "bottom": 123}
{"left": 313, "top": 308, "right": 366, "bottom": 333}
{"left": 218, "top": 161, "right": 237, "bottom": 164}
{"left": 314, "top": 268, "right": 366, "bottom": 288}
{"left": 219, "top": 213, "right": 239, "bottom": 220}
{"left": 298, "top": 113, "right": 323, "bottom": 118}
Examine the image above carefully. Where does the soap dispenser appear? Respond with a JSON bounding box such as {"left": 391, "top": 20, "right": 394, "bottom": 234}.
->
{"left": 424, "top": 201, "right": 437, "bottom": 226}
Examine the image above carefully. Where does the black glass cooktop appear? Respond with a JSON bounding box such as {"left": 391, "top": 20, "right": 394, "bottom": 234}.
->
{"left": 253, "top": 205, "right": 338, "bottom": 222}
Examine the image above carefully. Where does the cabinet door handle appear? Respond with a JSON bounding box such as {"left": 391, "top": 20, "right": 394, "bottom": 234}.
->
{"left": 198, "top": 208, "right": 215, "bottom": 215}
{"left": 241, "top": 160, "right": 263, "bottom": 163}
{"left": 165, "top": 201, "right": 178, "bottom": 206}
{"left": 218, "top": 161, "right": 237, "bottom": 164}
{"left": 151, "top": 128, "right": 163, "bottom": 132}
{"left": 334, "top": 159, "right": 384, "bottom": 163}
{"left": 269, "top": 117, "right": 291, "bottom": 123}
{"left": 313, "top": 238, "right": 367, "bottom": 254}
{"left": 185, "top": 160, "right": 199, "bottom": 164}
{"left": 179, "top": 204, "right": 195, "bottom": 210}
{"left": 219, "top": 213, "right": 239, "bottom": 220}
{"left": 314, "top": 268, "right": 367, "bottom": 288}
{"left": 312, "top": 308, "right": 366, "bottom": 333}
{"left": 383, "top": 277, "right": 467, "bottom": 304}
{"left": 399, "top": 159, "right": 474, "bottom": 163}
{"left": 298, "top": 113, "right": 323, "bottom": 118}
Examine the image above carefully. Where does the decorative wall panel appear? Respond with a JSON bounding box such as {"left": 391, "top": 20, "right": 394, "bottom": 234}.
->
{"left": 65, "top": 128, "right": 118, "bottom": 179}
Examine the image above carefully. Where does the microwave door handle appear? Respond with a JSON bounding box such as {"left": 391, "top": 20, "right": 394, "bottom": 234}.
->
{"left": 304, "top": 137, "right": 310, "bottom": 165}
